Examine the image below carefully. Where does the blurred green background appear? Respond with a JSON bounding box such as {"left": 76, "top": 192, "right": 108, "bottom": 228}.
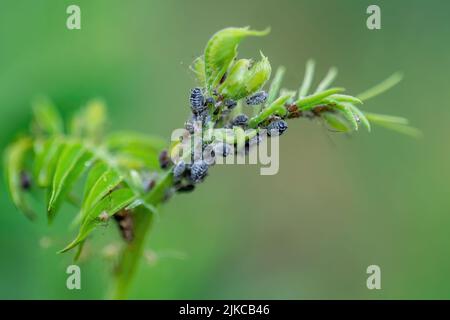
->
{"left": 1, "top": 0, "right": 450, "bottom": 299}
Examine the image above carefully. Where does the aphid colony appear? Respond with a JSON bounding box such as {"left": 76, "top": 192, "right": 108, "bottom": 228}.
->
{"left": 158, "top": 86, "right": 288, "bottom": 194}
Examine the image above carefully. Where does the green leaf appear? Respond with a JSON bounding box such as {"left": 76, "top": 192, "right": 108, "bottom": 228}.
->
{"left": 333, "top": 102, "right": 359, "bottom": 131}
{"left": 315, "top": 67, "right": 338, "bottom": 93}
{"left": 249, "top": 94, "right": 292, "bottom": 128}
{"left": 322, "top": 112, "right": 351, "bottom": 132}
{"left": 363, "top": 112, "right": 409, "bottom": 125}
{"left": 70, "top": 99, "right": 107, "bottom": 143}
{"left": 71, "top": 160, "right": 109, "bottom": 226}
{"left": 48, "top": 141, "right": 94, "bottom": 222}
{"left": 33, "top": 136, "right": 64, "bottom": 187}
{"left": 189, "top": 56, "right": 206, "bottom": 87}
{"left": 218, "top": 59, "right": 252, "bottom": 98}
{"left": 4, "top": 136, "right": 36, "bottom": 219}
{"left": 60, "top": 188, "right": 137, "bottom": 253}
{"left": 267, "top": 66, "right": 286, "bottom": 104}
{"left": 80, "top": 169, "right": 123, "bottom": 224}
{"left": 295, "top": 87, "right": 345, "bottom": 110}
{"left": 243, "top": 51, "right": 271, "bottom": 96}
{"left": 327, "top": 94, "right": 363, "bottom": 105}
{"left": 204, "top": 27, "right": 270, "bottom": 90}
{"left": 219, "top": 53, "right": 271, "bottom": 100}
{"left": 32, "top": 97, "right": 63, "bottom": 135}
{"left": 298, "top": 59, "right": 315, "bottom": 98}
{"left": 364, "top": 112, "right": 421, "bottom": 138}
{"left": 357, "top": 73, "right": 403, "bottom": 102}
{"left": 143, "top": 170, "right": 174, "bottom": 205}
{"left": 348, "top": 105, "right": 371, "bottom": 132}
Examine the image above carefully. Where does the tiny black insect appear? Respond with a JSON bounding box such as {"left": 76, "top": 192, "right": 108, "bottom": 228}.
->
{"left": 176, "top": 183, "right": 196, "bottom": 193}
{"left": 232, "top": 114, "right": 249, "bottom": 127}
{"left": 189, "top": 87, "right": 205, "bottom": 113}
{"left": 144, "top": 179, "right": 156, "bottom": 192}
{"left": 159, "top": 150, "right": 172, "bottom": 169}
{"left": 267, "top": 120, "right": 288, "bottom": 136}
{"left": 224, "top": 99, "right": 237, "bottom": 109}
{"left": 190, "top": 160, "right": 209, "bottom": 183}
{"left": 20, "top": 171, "right": 31, "bottom": 190}
{"left": 246, "top": 91, "right": 268, "bottom": 105}
{"left": 113, "top": 211, "right": 134, "bottom": 242}
{"left": 194, "top": 109, "right": 210, "bottom": 124}
{"left": 173, "top": 160, "right": 186, "bottom": 181}
{"left": 185, "top": 120, "right": 195, "bottom": 134}
{"left": 204, "top": 97, "right": 215, "bottom": 106}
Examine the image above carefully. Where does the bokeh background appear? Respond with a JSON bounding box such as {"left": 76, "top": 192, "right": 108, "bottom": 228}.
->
{"left": 1, "top": 0, "right": 449, "bottom": 299}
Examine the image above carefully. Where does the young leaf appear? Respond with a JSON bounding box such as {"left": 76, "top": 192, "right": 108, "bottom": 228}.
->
{"left": 333, "top": 102, "right": 358, "bottom": 131}
{"left": 322, "top": 112, "right": 351, "bottom": 132}
{"left": 60, "top": 188, "right": 137, "bottom": 253}
{"left": 267, "top": 66, "right": 286, "bottom": 104}
{"left": 363, "top": 112, "right": 409, "bottom": 125}
{"left": 348, "top": 105, "right": 371, "bottom": 132}
{"left": 315, "top": 67, "right": 338, "bottom": 93}
{"left": 204, "top": 27, "right": 270, "bottom": 90}
{"left": 48, "top": 142, "right": 94, "bottom": 221}
{"left": 70, "top": 99, "right": 107, "bottom": 143}
{"left": 218, "top": 59, "right": 252, "bottom": 99}
{"left": 364, "top": 112, "right": 421, "bottom": 137}
{"left": 71, "top": 160, "right": 109, "bottom": 226}
{"left": 249, "top": 94, "right": 292, "bottom": 128}
{"left": 243, "top": 51, "right": 271, "bottom": 96}
{"left": 81, "top": 169, "right": 123, "bottom": 224}
{"left": 4, "top": 136, "right": 35, "bottom": 219}
{"left": 32, "top": 97, "right": 63, "bottom": 135}
{"left": 327, "top": 94, "right": 363, "bottom": 105}
{"left": 189, "top": 56, "right": 206, "bottom": 87}
{"left": 298, "top": 59, "right": 315, "bottom": 98}
{"left": 357, "top": 73, "right": 403, "bottom": 102}
{"left": 33, "top": 136, "right": 64, "bottom": 187}
{"left": 295, "top": 87, "right": 345, "bottom": 110}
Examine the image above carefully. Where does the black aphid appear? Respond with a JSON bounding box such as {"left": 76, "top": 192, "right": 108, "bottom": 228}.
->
{"left": 204, "top": 97, "right": 215, "bottom": 106}
{"left": 190, "top": 160, "right": 209, "bottom": 183}
{"left": 224, "top": 99, "right": 237, "bottom": 109}
{"left": 173, "top": 161, "right": 186, "bottom": 181}
{"left": 185, "top": 120, "right": 195, "bottom": 134}
{"left": 194, "top": 109, "right": 210, "bottom": 124}
{"left": 232, "top": 114, "right": 249, "bottom": 127}
{"left": 20, "top": 171, "right": 31, "bottom": 190}
{"left": 159, "top": 150, "right": 172, "bottom": 169}
{"left": 267, "top": 120, "right": 288, "bottom": 136}
{"left": 189, "top": 87, "right": 205, "bottom": 113}
{"left": 177, "top": 184, "right": 196, "bottom": 193}
{"left": 246, "top": 91, "right": 268, "bottom": 105}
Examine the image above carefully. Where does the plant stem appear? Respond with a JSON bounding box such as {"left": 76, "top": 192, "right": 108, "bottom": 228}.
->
{"left": 109, "top": 208, "right": 153, "bottom": 299}
{"left": 109, "top": 170, "right": 173, "bottom": 299}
